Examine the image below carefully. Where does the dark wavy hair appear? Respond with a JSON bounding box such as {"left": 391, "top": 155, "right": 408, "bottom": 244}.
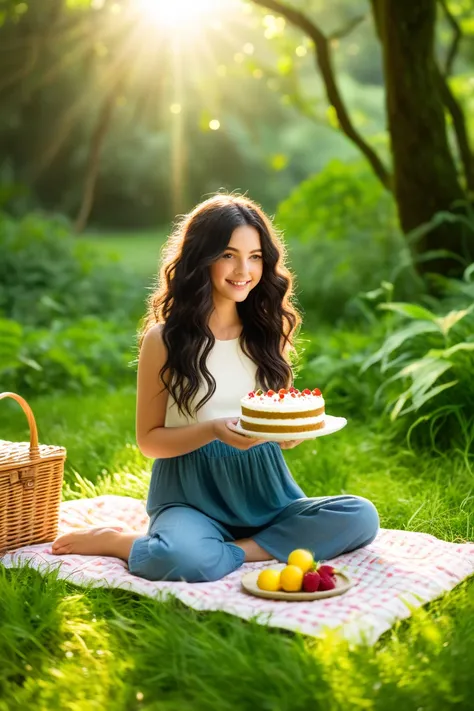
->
{"left": 138, "top": 194, "right": 302, "bottom": 417}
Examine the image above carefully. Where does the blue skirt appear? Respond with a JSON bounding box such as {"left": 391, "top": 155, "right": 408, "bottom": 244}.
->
{"left": 128, "top": 440, "right": 380, "bottom": 582}
{"left": 145, "top": 440, "right": 305, "bottom": 530}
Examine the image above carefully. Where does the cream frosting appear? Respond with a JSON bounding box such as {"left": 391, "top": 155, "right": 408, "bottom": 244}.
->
{"left": 241, "top": 414, "right": 325, "bottom": 426}
{"left": 240, "top": 391, "right": 325, "bottom": 413}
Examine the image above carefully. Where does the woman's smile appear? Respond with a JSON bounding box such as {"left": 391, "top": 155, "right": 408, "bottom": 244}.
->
{"left": 210, "top": 224, "right": 263, "bottom": 302}
{"left": 226, "top": 279, "right": 252, "bottom": 289}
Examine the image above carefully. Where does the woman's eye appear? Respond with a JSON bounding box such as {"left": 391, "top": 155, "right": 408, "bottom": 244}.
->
{"left": 221, "top": 253, "right": 261, "bottom": 260}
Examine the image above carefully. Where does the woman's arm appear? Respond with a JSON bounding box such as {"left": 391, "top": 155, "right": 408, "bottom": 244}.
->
{"left": 136, "top": 324, "right": 263, "bottom": 458}
{"left": 136, "top": 325, "right": 216, "bottom": 459}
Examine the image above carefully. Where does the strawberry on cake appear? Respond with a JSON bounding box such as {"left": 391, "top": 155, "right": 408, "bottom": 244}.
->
{"left": 240, "top": 387, "right": 325, "bottom": 437}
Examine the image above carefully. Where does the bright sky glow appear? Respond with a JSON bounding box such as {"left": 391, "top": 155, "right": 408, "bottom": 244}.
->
{"left": 135, "top": 0, "right": 224, "bottom": 32}
{"left": 127, "top": 0, "right": 238, "bottom": 213}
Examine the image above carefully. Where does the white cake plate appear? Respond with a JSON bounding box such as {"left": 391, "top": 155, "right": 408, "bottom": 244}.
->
{"left": 229, "top": 414, "right": 347, "bottom": 442}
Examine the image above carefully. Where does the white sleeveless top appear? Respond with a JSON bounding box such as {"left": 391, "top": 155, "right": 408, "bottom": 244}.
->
{"left": 164, "top": 338, "right": 258, "bottom": 427}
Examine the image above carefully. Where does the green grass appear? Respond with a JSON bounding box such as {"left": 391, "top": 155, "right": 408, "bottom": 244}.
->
{"left": 82, "top": 229, "right": 168, "bottom": 279}
{"left": 1, "top": 389, "right": 474, "bottom": 710}
{"left": 1, "top": 230, "right": 474, "bottom": 709}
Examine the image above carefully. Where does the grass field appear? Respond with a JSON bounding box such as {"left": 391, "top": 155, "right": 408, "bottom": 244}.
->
{"left": 83, "top": 229, "right": 168, "bottom": 279}
{"left": 1, "top": 233, "right": 473, "bottom": 710}
{"left": 1, "top": 390, "right": 473, "bottom": 710}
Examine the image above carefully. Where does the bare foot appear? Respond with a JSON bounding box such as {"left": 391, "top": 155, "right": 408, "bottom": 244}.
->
{"left": 51, "top": 526, "right": 139, "bottom": 560}
{"left": 234, "top": 537, "right": 274, "bottom": 563}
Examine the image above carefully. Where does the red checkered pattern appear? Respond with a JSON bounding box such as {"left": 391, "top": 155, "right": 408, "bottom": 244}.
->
{"left": 2, "top": 495, "right": 473, "bottom": 644}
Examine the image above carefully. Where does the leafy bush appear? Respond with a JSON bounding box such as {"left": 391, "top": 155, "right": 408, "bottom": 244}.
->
{"left": 361, "top": 264, "right": 474, "bottom": 451}
{"left": 0, "top": 316, "right": 136, "bottom": 396}
{"left": 276, "top": 160, "right": 421, "bottom": 324}
{"left": 0, "top": 211, "right": 145, "bottom": 327}
{"left": 294, "top": 325, "right": 386, "bottom": 418}
{"left": 0, "top": 212, "right": 146, "bottom": 396}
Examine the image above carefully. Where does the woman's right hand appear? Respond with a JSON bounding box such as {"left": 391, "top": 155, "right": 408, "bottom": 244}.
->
{"left": 212, "top": 418, "right": 265, "bottom": 450}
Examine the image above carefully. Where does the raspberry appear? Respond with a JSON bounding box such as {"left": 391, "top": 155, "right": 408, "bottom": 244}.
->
{"left": 318, "top": 573, "right": 336, "bottom": 592}
{"left": 318, "top": 565, "right": 335, "bottom": 577}
{"left": 267, "top": 389, "right": 275, "bottom": 397}
{"left": 302, "top": 570, "right": 320, "bottom": 592}
{"left": 248, "top": 393, "right": 255, "bottom": 398}
{"left": 289, "top": 387, "right": 296, "bottom": 393}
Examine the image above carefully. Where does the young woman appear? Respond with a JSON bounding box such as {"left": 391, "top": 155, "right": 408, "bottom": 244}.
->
{"left": 52, "top": 194, "right": 379, "bottom": 581}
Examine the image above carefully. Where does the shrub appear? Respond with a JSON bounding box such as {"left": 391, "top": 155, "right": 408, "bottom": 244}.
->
{"left": 0, "top": 212, "right": 146, "bottom": 396}
{"left": 294, "top": 325, "right": 386, "bottom": 418}
{"left": 276, "top": 160, "right": 421, "bottom": 324}
{"left": 0, "top": 316, "right": 136, "bottom": 396}
{"left": 0, "top": 211, "right": 145, "bottom": 327}
{"left": 361, "top": 264, "right": 474, "bottom": 451}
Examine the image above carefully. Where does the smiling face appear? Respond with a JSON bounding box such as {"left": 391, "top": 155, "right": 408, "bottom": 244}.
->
{"left": 209, "top": 225, "right": 263, "bottom": 304}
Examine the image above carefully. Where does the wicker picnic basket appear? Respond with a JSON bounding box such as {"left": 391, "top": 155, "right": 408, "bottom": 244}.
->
{"left": 0, "top": 392, "right": 66, "bottom": 555}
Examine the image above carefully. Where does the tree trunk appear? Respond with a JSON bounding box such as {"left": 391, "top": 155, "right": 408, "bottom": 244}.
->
{"left": 374, "top": 0, "right": 472, "bottom": 276}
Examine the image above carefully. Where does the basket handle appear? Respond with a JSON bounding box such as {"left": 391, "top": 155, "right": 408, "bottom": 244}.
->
{"left": 0, "top": 392, "right": 40, "bottom": 459}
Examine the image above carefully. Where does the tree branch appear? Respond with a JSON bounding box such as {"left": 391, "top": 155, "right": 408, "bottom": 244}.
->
{"left": 256, "top": 63, "right": 329, "bottom": 128}
{"left": 436, "top": 66, "right": 474, "bottom": 192}
{"left": 438, "top": 0, "right": 462, "bottom": 76}
{"left": 329, "top": 14, "right": 368, "bottom": 41}
{"left": 251, "top": 0, "right": 392, "bottom": 190}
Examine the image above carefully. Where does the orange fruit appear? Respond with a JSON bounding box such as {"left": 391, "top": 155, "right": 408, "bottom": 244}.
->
{"left": 280, "top": 564, "right": 304, "bottom": 592}
{"left": 288, "top": 548, "right": 314, "bottom": 573}
{"left": 257, "top": 569, "right": 281, "bottom": 592}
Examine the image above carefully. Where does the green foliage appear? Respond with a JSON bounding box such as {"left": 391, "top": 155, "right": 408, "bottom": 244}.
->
{"left": 0, "top": 316, "right": 135, "bottom": 396}
{"left": 0, "top": 213, "right": 143, "bottom": 396}
{"left": 0, "top": 0, "right": 363, "bottom": 227}
{"left": 0, "top": 212, "right": 145, "bottom": 327}
{"left": 361, "top": 265, "right": 474, "bottom": 451}
{"left": 294, "top": 325, "right": 386, "bottom": 418}
{"left": 277, "top": 160, "right": 421, "bottom": 323}
{"left": 1, "top": 387, "right": 474, "bottom": 709}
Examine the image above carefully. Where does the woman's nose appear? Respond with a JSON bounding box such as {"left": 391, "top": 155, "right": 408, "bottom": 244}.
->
{"left": 233, "top": 258, "right": 252, "bottom": 275}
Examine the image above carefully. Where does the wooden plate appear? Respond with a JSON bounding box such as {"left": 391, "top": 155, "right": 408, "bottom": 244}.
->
{"left": 241, "top": 565, "right": 353, "bottom": 601}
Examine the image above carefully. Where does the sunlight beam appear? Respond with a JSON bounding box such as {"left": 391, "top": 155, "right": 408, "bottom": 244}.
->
{"left": 135, "top": 0, "right": 223, "bottom": 33}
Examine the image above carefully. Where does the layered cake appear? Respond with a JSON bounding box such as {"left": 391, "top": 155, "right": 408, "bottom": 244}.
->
{"left": 240, "top": 387, "right": 325, "bottom": 436}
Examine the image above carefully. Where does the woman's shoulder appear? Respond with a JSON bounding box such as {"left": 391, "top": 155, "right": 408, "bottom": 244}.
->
{"left": 140, "top": 323, "right": 168, "bottom": 363}
{"left": 143, "top": 322, "right": 164, "bottom": 344}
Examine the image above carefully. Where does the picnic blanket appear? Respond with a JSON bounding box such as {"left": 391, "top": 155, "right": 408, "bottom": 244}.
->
{"left": 2, "top": 495, "right": 474, "bottom": 645}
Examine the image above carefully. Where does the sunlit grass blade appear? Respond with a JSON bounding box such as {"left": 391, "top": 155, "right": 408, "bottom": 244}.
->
{"left": 427, "top": 343, "right": 474, "bottom": 359}
{"left": 378, "top": 302, "right": 438, "bottom": 322}
{"left": 407, "top": 380, "right": 458, "bottom": 414}
{"left": 436, "top": 305, "right": 474, "bottom": 336}
{"left": 360, "top": 321, "right": 440, "bottom": 372}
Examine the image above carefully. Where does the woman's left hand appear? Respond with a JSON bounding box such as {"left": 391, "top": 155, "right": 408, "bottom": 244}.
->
{"left": 278, "top": 439, "right": 305, "bottom": 449}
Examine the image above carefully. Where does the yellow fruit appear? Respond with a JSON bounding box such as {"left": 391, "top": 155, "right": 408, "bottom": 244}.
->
{"left": 288, "top": 548, "right": 314, "bottom": 573}
{"left": 280, "top": 564, "right": 304, "bottom": 592}
{"left": 257, "top": 568, "right": 281, "bottom": 592}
